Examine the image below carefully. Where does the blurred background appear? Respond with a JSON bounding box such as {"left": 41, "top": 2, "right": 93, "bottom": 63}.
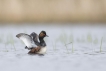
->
{"left": 0, "top": 1, "right": 106, "bottom": 71}
{"left": 0, "top": 0, "right": 106, "bottom": 23}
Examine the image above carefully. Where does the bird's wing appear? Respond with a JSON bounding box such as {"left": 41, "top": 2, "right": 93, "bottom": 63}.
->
{"left": 30, "top": 32, "right": 41, "bottom": 46}
{"left": 16, "top": 33, "right": 37, "bottom": 48}
{"left": 30, "top": 32, "right": 39, "bottom": 42}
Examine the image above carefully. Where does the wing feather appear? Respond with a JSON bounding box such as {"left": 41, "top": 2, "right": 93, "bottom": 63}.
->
{"left": 16, "top": 33, "right": 37, "bottom": 48}
{"left": 30, "top": 32, "right": 41, "bottom": 46}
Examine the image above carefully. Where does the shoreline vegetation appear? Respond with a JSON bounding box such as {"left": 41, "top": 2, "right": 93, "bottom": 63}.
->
{"left": 0, "top": 0, "right": 106, "bottom": 23}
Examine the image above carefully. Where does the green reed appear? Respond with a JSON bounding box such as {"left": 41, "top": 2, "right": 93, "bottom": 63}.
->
{"left": 6, "top": 34, "right": 16, "bottom": 51}
{"left": 100, "top": 37, "right": 103, "bottom": 52}
{"left": 52, "top": 41, "right": 56, "bottom": 51}
{"left": 61, "top": 33, "right": 69, "bottom": 54}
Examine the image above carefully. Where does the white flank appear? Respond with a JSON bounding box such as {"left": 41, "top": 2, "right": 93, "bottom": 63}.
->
{"left": 37, "top": 47, "right": 47, "bottom": 54}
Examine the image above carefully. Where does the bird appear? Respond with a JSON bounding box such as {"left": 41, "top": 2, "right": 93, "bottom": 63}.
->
{"left": 16, "top": 31, "right": 48, "bottom": 55}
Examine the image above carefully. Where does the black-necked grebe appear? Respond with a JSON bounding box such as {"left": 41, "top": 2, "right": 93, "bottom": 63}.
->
{"left": 16, "top": 31, "right": 48, "bottom": 54}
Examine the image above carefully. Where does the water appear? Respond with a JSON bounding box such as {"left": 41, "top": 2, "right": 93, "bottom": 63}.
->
{"left": 0, "top": 24, "right": 106, "bottom": 71}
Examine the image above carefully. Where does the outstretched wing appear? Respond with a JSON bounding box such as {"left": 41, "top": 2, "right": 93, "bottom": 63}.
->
{"left": 16, "top": 33, "right": 37, "bottom": 48}
{"left": 30, "top": 32, "right": 41, "bottom": 46}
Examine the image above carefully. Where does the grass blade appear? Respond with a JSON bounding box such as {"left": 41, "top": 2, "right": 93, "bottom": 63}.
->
{"left": 100, "top": 37, "right": 103, "bottom": 52}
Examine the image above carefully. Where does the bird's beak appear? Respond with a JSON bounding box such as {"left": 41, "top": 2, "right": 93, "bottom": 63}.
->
{"left": 46, "top": 35, "right": 49, "bottom": 37}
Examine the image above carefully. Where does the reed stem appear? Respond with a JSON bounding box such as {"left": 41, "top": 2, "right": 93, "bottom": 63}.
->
{"left": 100, "top": 37, "right": 103, "bottom": 52}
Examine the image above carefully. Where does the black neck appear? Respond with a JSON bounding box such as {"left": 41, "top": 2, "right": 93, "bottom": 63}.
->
{"left": 39, "top": 37, "right": 46, "bottom": 47}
